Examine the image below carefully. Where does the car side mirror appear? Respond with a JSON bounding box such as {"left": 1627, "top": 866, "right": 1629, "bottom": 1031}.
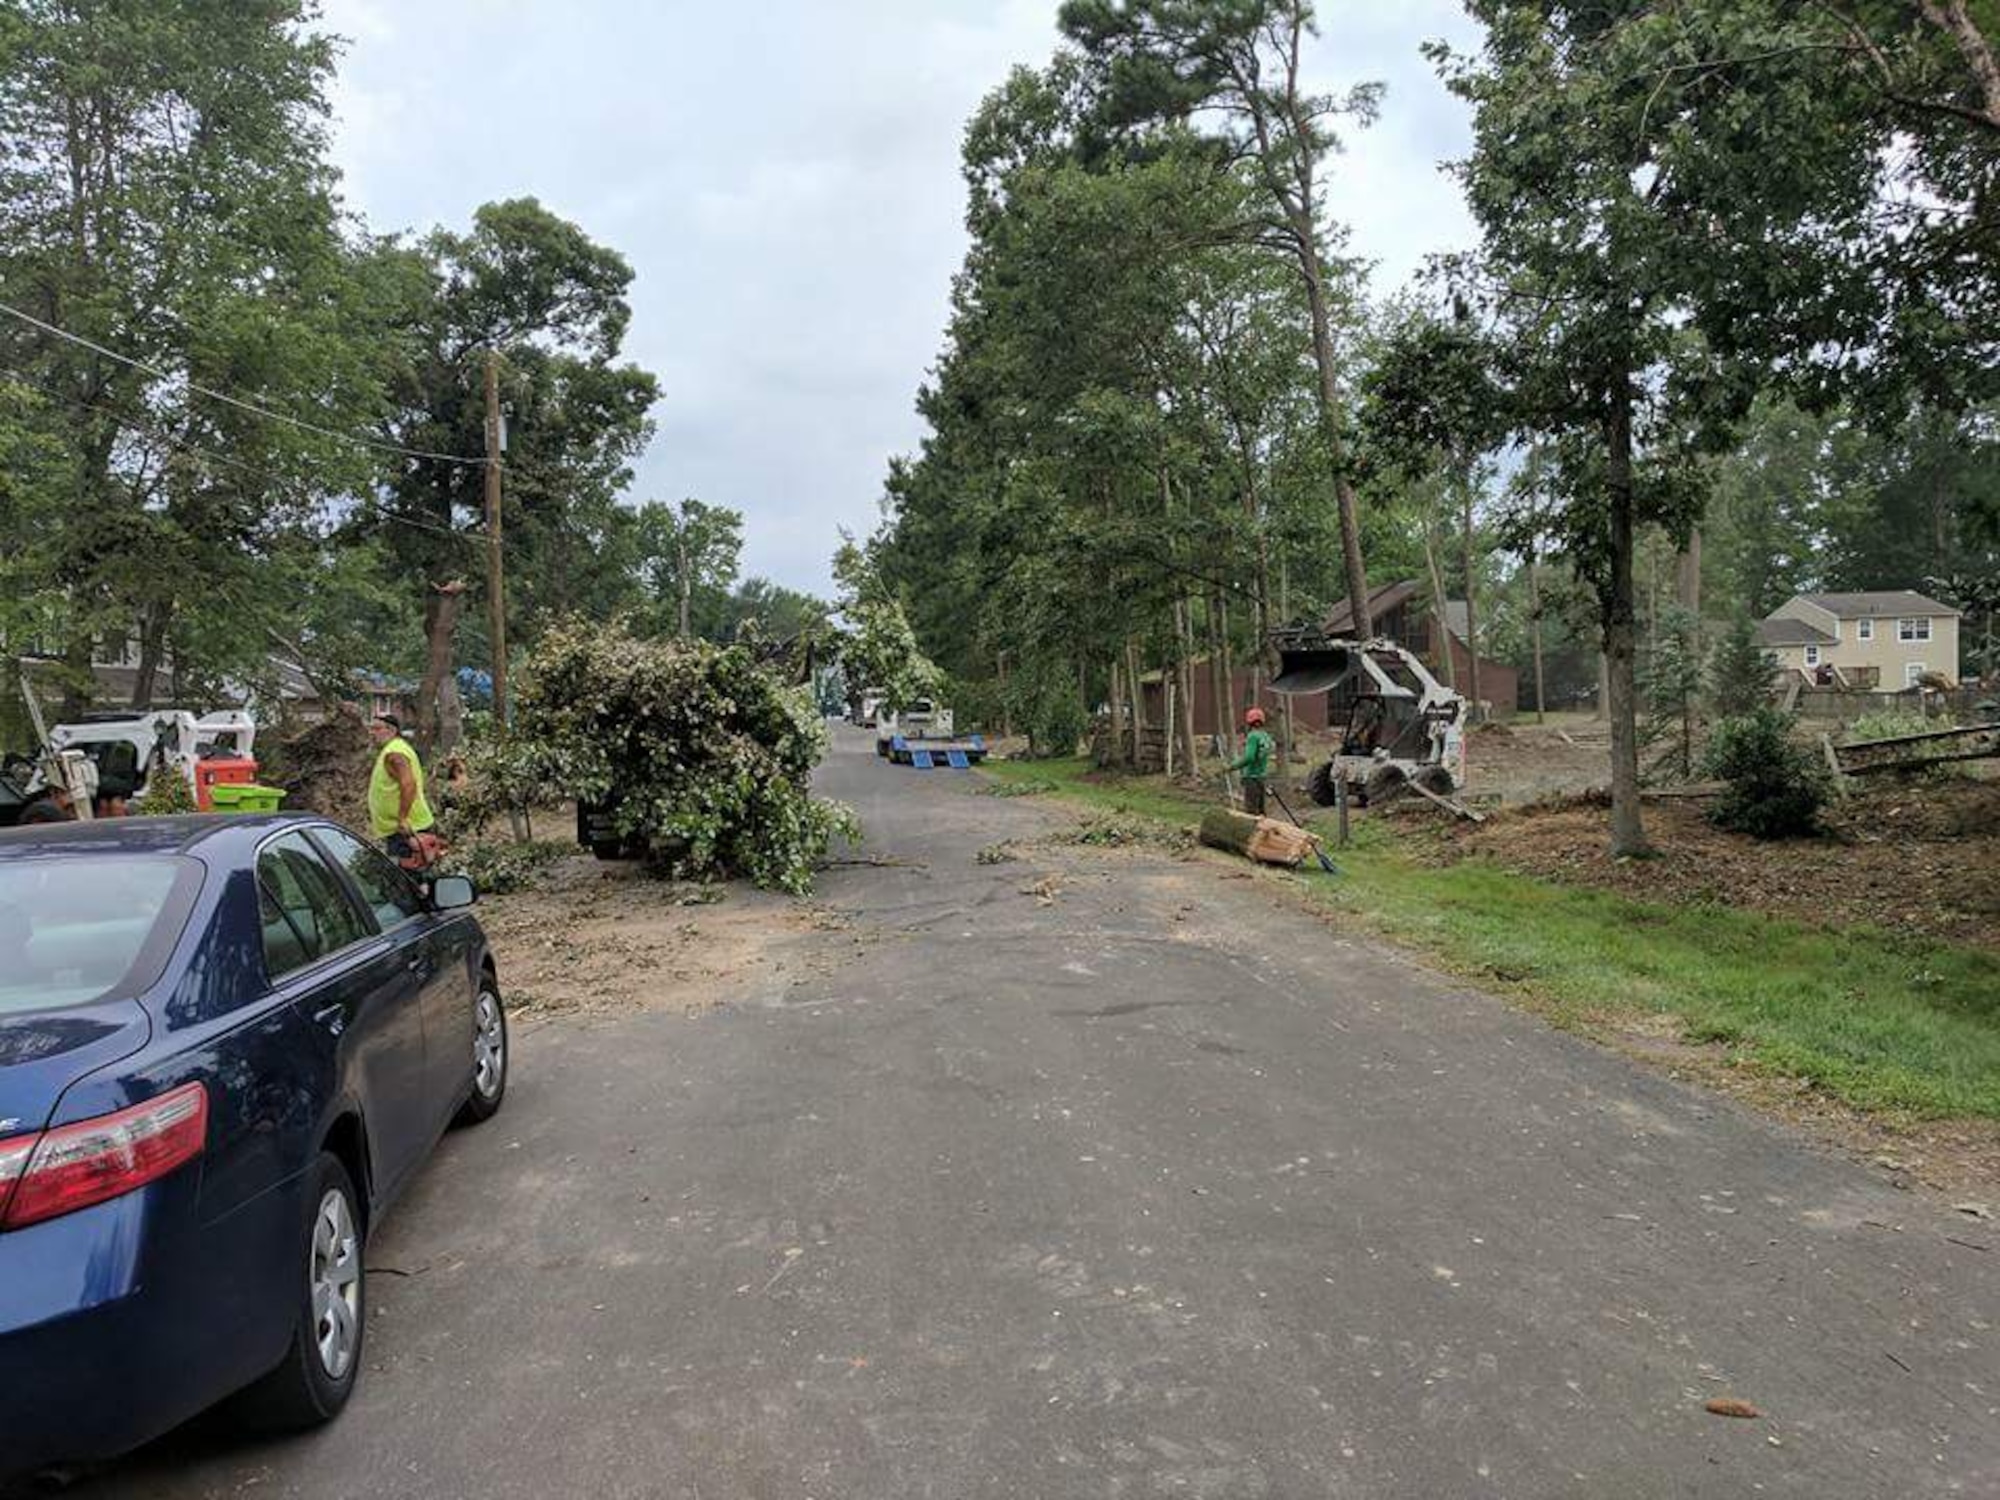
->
{"left": 430, "top": 875, "right": 477, "bottom": 911}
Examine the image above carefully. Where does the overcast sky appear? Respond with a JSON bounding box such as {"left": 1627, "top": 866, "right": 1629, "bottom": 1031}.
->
{"left": 319, "top": 1, "right": 1481, "bottom": 596}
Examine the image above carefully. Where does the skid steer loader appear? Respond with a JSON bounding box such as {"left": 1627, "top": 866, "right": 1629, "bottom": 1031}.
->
{"left": 1268, "top": 627, "right": 1467, "bottom": 808}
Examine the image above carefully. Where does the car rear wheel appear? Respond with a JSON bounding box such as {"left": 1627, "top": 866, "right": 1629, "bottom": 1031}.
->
{"left": 455, "top": 975, "right": 508, "bottom": 1125}
{"left": 234, "top": 1153, "right": 365, "bottom": 1432}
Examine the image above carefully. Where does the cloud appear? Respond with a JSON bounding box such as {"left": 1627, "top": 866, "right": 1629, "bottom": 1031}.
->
{"left": 315, "top": 1, "right": 1477, "bottom": 594}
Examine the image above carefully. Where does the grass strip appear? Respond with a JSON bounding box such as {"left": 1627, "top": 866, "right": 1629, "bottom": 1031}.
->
{"left": 982, "top": 757, "right": 2000, "bottom": 1119}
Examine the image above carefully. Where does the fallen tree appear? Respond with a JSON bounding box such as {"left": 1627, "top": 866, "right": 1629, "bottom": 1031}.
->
{"left": 469, "top": 619, "right": 855, "bottom": 895}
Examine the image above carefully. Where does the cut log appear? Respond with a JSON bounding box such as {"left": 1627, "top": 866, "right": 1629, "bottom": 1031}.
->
{"left": 1247, "top": 821, "right": 1320, "bottom": 866}
{"left": 1199, "top": 807, "right": 1319, "bottom": 868}
{"left": 1199, "top": 807, "right": 1260, "bottom": 855}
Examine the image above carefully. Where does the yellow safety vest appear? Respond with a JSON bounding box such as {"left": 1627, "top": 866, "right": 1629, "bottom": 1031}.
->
{"left": 369, "top": 736, "right": 435, "bottom": 837}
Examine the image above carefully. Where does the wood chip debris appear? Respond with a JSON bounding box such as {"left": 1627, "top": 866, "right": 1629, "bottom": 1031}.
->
{"left": 1703, "top": 1398, "right": 1763, "bottom": 1420}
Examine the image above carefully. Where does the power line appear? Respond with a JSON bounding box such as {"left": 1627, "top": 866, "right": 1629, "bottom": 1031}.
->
{"left": 0, "top": 360, "right": 482, "bottom": 548}
{"left": 0, "top": 299, "right": 487, "bottom": 469}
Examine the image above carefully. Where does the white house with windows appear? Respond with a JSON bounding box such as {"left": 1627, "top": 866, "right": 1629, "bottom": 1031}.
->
{"left": 1754, "top": 591, "right": 1961, "bottom": 691}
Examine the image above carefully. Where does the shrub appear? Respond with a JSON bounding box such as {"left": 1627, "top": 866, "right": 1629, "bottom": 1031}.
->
{"left": 440, "top": 839, "right": 572, "bottom": 895}
{"left": 1700, "top": 708, "right": 1829, "bottom": 839}
{"left": 1003, "top": 659, "right": 1088, "bottom": 759}
{"left": 1846, "top": 709, "right": 1937, "bottom": 745}
{"left": 138, "top": 753, "right": 199, "bottom": 814}
{"left": 1845, "top": 709, "right": 1963, "bottom": 782}
{"left": 495, "top": 619, "right": 856, "bottom": 895}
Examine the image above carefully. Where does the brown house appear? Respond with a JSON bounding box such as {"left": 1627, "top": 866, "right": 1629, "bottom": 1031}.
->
{"left": 1140, "top": 664, "right": 1329, "bottom": 739}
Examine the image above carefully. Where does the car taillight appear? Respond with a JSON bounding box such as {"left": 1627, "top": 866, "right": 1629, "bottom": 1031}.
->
{"left": 0, "top": 1134, "right": 36, "bottom": 1225}
{"left": 0, "top": 1083, "right": 208, "bottom": 1231}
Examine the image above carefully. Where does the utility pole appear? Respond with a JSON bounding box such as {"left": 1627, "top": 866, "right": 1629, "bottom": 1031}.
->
{"left": 482, "top": 348, "right": 510, "bottom": 725}
{"left": 483, "top": 348, "right": 524, "bottom": 841}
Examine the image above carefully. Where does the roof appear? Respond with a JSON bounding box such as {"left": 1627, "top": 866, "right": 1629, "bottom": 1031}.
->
{"left": 1755, "top": 618, "right": 1837, "bottom": 648}
{"left": 0, "top": 813, "right": 309, "bottom": 857}
{"left": 1323, "top": 584, "right": 1502, "bottom": 651}
{"left": 18, "top": 657, "right": 179, "bottom": 704}
{"left": 1322, "top": 580, "right": 1424, "bottom": 637}
{"left": 1797, "top": 591, "right": 1959, "bottom": 619}
{"left": 265, "top": 655, "right": 319, "bottom": 700}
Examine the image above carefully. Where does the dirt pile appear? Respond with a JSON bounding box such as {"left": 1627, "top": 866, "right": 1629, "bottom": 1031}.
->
{"left": 260, "top": 705, "right": 372, "bottom": 824}
{"left": 1446, "top": 777, "right": 2000, "bottom": 949}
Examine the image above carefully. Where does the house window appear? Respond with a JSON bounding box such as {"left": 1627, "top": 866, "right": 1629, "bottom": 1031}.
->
{"left": 1857, "top": 618, "right": 1873, "bottom": 641}
{"left": 1803, "top": 645, "right": 1820, "bottom": 666}
{"left": 1905, "top": 662, "right": 1928, "bottom": 687}
{"left": 1898, "top": 617, "right": 1931, "bottom": 642}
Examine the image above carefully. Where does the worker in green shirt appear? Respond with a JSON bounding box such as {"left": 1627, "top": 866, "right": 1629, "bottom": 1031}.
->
{"left": 367, "top": 714, "right": 437, "bottom": 867}
{"left": 1228, "top": 706, "right": 1275, "bottom": 816}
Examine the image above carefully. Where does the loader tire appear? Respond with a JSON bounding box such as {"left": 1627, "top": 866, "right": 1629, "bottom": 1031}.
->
{"left": 1304, "top": 761, "right": 1340, "bottom": 808}
{"left": 1363, "top": 765, "right": 1410, "bottom": 807}
{"left": 1414, "top": 765, "right": 1456, "bottom": 797}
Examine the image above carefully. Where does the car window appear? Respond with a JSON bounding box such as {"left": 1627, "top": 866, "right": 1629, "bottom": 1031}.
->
{"left": 258, "top": 883, "right": 315, "bottom": 978}
{"left": 312, "top": 825, "right": 425, "bottom": 931}
{"left": 0, "top": 855, "right": 197, "bottom": 1014}
{"left": 256, "top": 832, "right": 369, "bottom": 979}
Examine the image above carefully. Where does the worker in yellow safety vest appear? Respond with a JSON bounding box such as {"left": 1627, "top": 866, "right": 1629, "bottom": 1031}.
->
{"left": 367, "top": 714, "right": 436, "bottom": 866}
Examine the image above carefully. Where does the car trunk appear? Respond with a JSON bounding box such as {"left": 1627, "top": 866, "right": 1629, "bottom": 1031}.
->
{"left": 0, "top": 1001, "right": 152, "bottom": 1139}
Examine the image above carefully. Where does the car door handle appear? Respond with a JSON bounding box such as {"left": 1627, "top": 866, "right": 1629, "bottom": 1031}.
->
{"left": 314, "top": 1003, "right": 347, "bottom": 1038}
{"left": 405, "top": 953, "right": 434, "bottom": 977}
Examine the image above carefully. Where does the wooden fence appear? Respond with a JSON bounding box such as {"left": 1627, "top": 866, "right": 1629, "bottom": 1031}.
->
{"left": 1789, "top": 685, "right": 1993, "bottom": 722}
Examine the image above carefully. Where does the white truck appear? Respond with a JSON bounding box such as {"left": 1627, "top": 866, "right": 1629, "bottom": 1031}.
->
{"left": 873, "top": 698, "right": 987, "bottom": 767}
{"left": 873, "top": 698, "right": 954, "bottom": 757}
{"left": 849, "top": 687, "right": 887, "bottom": 728}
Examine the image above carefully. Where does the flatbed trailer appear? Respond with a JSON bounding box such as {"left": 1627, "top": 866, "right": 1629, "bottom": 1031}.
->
{"left": 886, "top": 733, "right": 987, "bottom": 769}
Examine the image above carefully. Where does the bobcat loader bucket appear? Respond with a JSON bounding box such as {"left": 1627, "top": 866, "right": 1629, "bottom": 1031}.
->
{"left": 1269, "top": 632, "right": 1355, "bottom": 697}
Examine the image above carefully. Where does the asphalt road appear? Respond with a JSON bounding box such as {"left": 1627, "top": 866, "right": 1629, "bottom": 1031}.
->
{"left": 58, "top": 730, "right": 2000, "bottom": 1497}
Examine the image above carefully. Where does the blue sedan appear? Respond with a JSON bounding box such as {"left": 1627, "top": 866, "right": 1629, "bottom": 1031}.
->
{"left": 0, "top": 814, "right": 508, "bottom": 1478}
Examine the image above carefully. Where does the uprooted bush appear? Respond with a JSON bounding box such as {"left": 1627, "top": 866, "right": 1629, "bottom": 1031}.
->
{"left": 1700, "top": 708, "right": 1830, "bottom": 840}
{"left": 472, "top": 619, "right": 856, "bottom": 895}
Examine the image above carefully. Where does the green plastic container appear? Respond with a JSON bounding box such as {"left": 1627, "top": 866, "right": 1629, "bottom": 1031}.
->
{"left": 209, "top": 783, "right": 288, "bottom": 814}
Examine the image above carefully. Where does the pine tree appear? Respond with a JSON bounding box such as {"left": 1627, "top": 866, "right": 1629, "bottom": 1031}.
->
{"left": 1708, "top": 616, "right": 1777, "bottom": 718}
{"left": 1639, "top": 606, "right": 1703, "bottom": 783}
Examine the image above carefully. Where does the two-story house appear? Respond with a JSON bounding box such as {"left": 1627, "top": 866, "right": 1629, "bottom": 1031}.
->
{"left": 1755, "top": 591, "right": 1961, "bottom": 691}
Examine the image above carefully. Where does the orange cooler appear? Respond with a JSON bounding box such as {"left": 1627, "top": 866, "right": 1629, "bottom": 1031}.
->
{"left": 194, "top": 757, "right": 258, "bottom": 812}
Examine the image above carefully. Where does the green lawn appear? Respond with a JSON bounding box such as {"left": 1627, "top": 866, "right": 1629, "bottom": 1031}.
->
{"left": 982, "top": 757, "right": 2000, "bottom": 1120}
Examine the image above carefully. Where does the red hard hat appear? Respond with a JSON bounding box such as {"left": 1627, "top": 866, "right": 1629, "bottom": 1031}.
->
{"left": 1244, "top": 707, "right": 1266, "bottom": 726}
